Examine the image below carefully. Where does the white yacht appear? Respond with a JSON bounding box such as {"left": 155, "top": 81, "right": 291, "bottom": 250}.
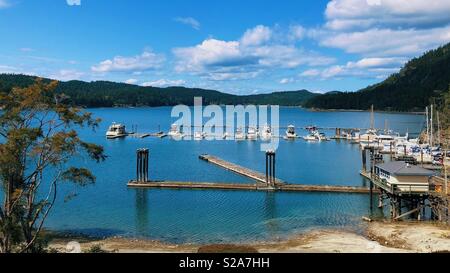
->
{"left": 376, "top": 134, "right": 395, "bottom": 151}
{"left": 285, "top": 125, "right": 297, "bottom": 139}
{"left": 247, "top": 127, "right": 258, "bottom": 140}
{"left": 168, "top": 124, "right": 184, "bottom": 138}
{"left": 360, "top": 129, "right": 379, "bottom": 149}
{"left": 106, "top": 123, "right": 127, "bottom": 139}
{"left": 235, "top": 127, "right": 246, "bottom": 141}
{"left": 260, "top": 125, "right": 272, "bottom": 140}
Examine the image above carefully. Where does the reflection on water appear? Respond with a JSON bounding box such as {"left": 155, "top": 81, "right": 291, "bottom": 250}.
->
{"left": 135, "top": 189, "right": 148, "bottom": 236}
{"left": 263, "top": 192, "right": 278, "bottom": 238}
{"left": 43, "top": 107, "right": 424, "bottom": 244}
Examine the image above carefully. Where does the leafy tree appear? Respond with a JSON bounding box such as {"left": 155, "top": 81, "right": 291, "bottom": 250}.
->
{"left": 0, "top": 79, "right": 105, "bottom": 253}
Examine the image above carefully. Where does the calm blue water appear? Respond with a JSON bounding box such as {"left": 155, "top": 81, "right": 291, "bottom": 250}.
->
{"left": 44, "top": 107, "right": 425, "bottom": 243}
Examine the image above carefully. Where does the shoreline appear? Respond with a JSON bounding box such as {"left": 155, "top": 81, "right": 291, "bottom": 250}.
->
{"left": 84, "top": 105, "right": 424, "bottom": 115}
{"left": 48, "top": 221, "right": 450, "bottom": 253}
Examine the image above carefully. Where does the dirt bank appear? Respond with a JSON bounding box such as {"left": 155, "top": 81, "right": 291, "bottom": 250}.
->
{"left": 49, "top": 221, "right": 450, "bottom": 253}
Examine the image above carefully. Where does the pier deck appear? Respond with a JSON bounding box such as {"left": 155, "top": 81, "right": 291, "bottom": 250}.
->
{"left": 199, "top": 154, "right": 284, "bottom": 185}
{"left": 127, "top": 181, "right": 372, "bottom": 194}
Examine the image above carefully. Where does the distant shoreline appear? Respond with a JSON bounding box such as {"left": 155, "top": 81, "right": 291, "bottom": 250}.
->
{"left": 84, "top": 105, "right": 425, "bottom": 115}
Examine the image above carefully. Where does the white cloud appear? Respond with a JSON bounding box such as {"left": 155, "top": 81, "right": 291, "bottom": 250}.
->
{"left": 346, "top": 57, "right": 406, "bottom": 68}
{"left": 0, "top": 65, "right": 18, "bottom": 73}
{"left": 288, "top": 25, "right": 306, "bottom": 41}
{"left": 50, "top": 69, "right": 84, "bottom": 81}
{"left": 300, "top": 57, "right": 404, "bottom": 79}
{"left": 91, "top": 50, "right": 165, "bottom": 73}
{"left": 279, "top": 78, "right": 294, "bottom": 84}
{"left": 241, "top": 25, "right": 272, "bottom": 46}
{"left": 124, "top": 79, "right": 138, "bottom": 85}
{"left": 67, "top": 0, "right": 81, "bottom": 6}
{"left": 173, "top": 25, "right": 334, "bottom": 81}
{"left": 174, "top": 17, "right": 200, "bottom": 30}
{"left": 142, "top": 79, "right": 186, "bottom": 87}
{"left": 319, "top": 26, "right": 450, "bottom": 56}
{"left": 174, "top": 39, "right": 246, "bottom": 73}
{"left": 325, "top": 0, "right": 450, "bottom": 30}
{"left": 300, "top": 69, "right": 321, "bottom": 77}
{"left": 303, "top": 0, "right": 450, "bottom": 67}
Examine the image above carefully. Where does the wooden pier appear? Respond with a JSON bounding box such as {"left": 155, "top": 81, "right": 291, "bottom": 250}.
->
{"left": 127, "top": 181, "right": 372, "bottom": 194}
{"left": 199, "top": 154, "right": 285, "bottom": 185}
{"left": 129, "top": 151, "right": 371, "bottom": 194}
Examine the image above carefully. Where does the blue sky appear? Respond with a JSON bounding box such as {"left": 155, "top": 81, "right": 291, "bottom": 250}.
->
{"left": 1, "top": 0, "right": 450, "bottom": 94}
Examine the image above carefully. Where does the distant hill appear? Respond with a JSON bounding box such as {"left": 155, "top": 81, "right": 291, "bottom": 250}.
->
{"left": 0, "top": 74, "right": 318, "bottom": 107}
{"left": 305, "top": 42, "right": 450, "bottom": 111}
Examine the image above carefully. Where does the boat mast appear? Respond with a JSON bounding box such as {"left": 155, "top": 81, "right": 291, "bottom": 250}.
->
{"left": 431, "top": 104, "right": 434, "bottom": 147}
{"left": 370, "top": 105, "right": 374, "bottom": 130}
{"left": 426, "top": 106, "right": 429, "bottom": 144}
{"left": 437, "top": 111, "right": 441, "bottom": 146}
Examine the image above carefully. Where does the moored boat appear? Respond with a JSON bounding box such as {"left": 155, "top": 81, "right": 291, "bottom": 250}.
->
{"left": 285, "top": 125, "right": 297, "bottom": 140}
{"left": 235, "top": 127, "right": 246, "bottom": 141}
{"left": 260, "top": 125, "right": 272, "bottom": 140}
{"left": 168, "top": 124, "right": 184, "bottom": 139}
{"left": 106, "top": 123, "right": 127, "bottom": 139}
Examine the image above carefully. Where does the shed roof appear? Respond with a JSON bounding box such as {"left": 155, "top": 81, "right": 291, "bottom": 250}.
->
{"left": 376, "top": 161, "right": 434, "bottom": 176}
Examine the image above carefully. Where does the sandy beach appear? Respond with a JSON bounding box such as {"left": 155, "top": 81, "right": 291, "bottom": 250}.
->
{"left": 49, "top": 221, "right": 450, "bottom": 253}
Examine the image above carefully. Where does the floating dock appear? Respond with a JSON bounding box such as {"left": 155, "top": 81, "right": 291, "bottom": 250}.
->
{"left": 129, "top": 153, "right": 371, "bottom": 194}
{"left": 129, "top": 151, "right": 374, "bottom": 195}
{"left": 127, "top": 181, "right": 372, "bottom": 194}
{"left": 126, "top": 131, "right": 167, "bottom": 139}
{"left": 199, "top": 154, "right": 285, "bottom": 185}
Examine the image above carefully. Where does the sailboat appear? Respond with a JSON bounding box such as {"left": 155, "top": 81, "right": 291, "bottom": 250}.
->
{"left": 360, "top": 105, "right": 378, "bottom": 149}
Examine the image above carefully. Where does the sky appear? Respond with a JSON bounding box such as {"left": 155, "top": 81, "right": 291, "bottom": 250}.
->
{"left": 1, "top": 0, "right": 450, "bottom": 95}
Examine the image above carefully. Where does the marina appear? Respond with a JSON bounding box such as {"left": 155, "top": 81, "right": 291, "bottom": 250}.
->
{"left": 42, "top": 107, "right": 448, "bottom": 243}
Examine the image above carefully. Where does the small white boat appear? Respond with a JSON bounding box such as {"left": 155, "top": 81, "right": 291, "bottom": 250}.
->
{"left": 260, "top": 125, "right": 272, "bottom": 140}
{"left": 247, "top": 127, "right": 258, "bottom": 140}
{"left": 194, "top": 131, "right": 206, "bottom": 140}
{"left": 303, "top": 130, "right": 327, "bottom": 142}
{"left": 106, "top": 123, "right": 127, "bottom": 139}
{"left": 285, "top": 125, "right": 297, "bottom": 139}
{"left": 223, "top": 132, "right": 231, "bottom": 139}
{"left": 168, "top": 124, "right": 184, "bottom": 138}
{"left": 235, "top": 127, "right": 246, "bottom": 141}
{"left": 303, "top": 132, "right": 318, "bottom": 141}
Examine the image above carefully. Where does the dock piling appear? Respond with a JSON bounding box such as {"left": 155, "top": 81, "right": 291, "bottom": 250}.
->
{"left": 266, "top": 151, "right": 276, "bottom": 188}
{"left": 136, "top": 148, "right": 150, "bottom": 183}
